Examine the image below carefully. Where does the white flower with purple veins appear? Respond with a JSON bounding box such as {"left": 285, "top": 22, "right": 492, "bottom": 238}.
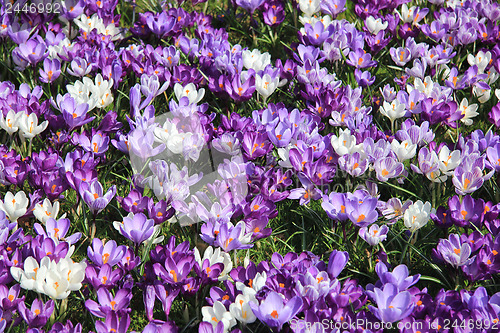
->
{"left": 359, "top": 225, "right": 389, "bottom": 246}
{"left": 0, "top": 110, "right": 23, "bottom": 135}
{"left": 403, "top": 200, "right": 435, "bottom": 232}
{"left": 365, "top": 16, "right": 388, "bottom": 35}
{"left": 459, "top": 98, "right": 479, "bottom": 126}
{"left": 242, "top": 49, "right": 271, "bottom": 73}
{"left": 381, "top": 198, "right": 412, "bottom": 224}
{"left": 174, "top": 83, "right": 205, "bottom": 105}
{"left": 0, "top": 191, "right": 29, "bottom": 223}
{"left": 211, "top": 133, "right": 241, "bottom": 155}
{"left": 17, "top": 113, "right": 48, "bottom": 140}
{"left": 437, "top": 234, "right": 473, "bottom": 268}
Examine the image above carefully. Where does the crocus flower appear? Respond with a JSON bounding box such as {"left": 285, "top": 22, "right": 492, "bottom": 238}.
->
{"left": 94, "top": 313, "right": 130, "bottom": 333}
{"left": 18, "top": 299, "right": 54, "bottom": 328}
{"left": 367, "top": 283, "right": 414, "bottom": 323}
{"left": 437, "top": 234, "right": 473, "bottom": 268}
{"left": 372, "top": 262, "right": 420, "bottom": 291}
{"left": 327, "top": 250, "right": 349, "bottom": 279}
{"left": 359, "top": 225, "right": 389, "bottom": 246}
{"left": 80, "top": 180, "right": 117, "bottom": 215}
{"left": 202, "top": 301, "right": 237, "bottom": 333}
{"left": 345, "top": 195, "right": 379, "bottom": 228}
{"left": 85, "top": 287, "right": 132, "bottom": 318}
{"left": 0, "top": 110, "right": 23, "bottom": 135}
{"left": 33, "top": 199, "right": 65, "bottom": 225}
{"left": 39, "top": 58, "right": 61, "bottom": 83}
{"left": 0, "top": 191, "right": 29, "bottom": 223}
{"left": 403, "top": 200, "right": 434, "bottom": 232}
{"left": 113, "top": 213, "right": 156, "bottom": 245}
{"left": 87, "top": 239, "right": 127, "bottom": 267}
{"left": 17, "top": 113, "right": 48, "bottom": 140}
{"left": 249, "top": 291, "right": 303, "bottom": 331}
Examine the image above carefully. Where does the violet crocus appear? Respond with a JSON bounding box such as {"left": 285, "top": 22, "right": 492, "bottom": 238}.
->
{"left": 18, "top": 299, "right": 55, "bottom": 328}
{"left": 372, "top": 262, "right": 420, "bottom": 291}
{"left": 327, "top": 250, "right": 349, "bottom": 279}
{"left": 80, "top": 180, "right": 117, "bottom": 215}
{"left": 87, "top": 239, "right": 127, "bottom": 267}
{"left": 94, "top": 313, "right": 130, "bottom": 333}
{"left": 345, "top": 194, "right": 379, "bottom": 228}
{"left": 113, "top": 213, "right": 156, "bottom": 245}
{"left": 85, "top": 287, "right": 132, "bottom": 318}
{"left": 367, "top": 283, "right": 414, "bottom": 323}
{"left": 249, "top": 291, "right": 303, "bottom": 331}
{"left": 359, "top": 225, "right": 389, "bottom": 246}
{"left": 436, "top": 234, "right": 473, "bottom": 268}
{"left": 39, "top": 58, "right": 61, "bottom": 84}
{"left": 57, "top": 94, "right": 94, "bottom": 131}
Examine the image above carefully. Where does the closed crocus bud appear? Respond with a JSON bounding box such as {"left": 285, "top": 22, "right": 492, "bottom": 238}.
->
{"left": 327, "top": 250, "right": 349, "bottom": 279}
{"left": 404, "top": 200, "right": 434, "bottom": 232}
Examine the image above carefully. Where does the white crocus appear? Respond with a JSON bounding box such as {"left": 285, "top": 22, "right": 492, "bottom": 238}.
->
{"left": 380, "top": 100, "right": 406, "bottom": 123}
{"left": 33, "top": 199, "right": 66, "bottom": 224}
{"left": 437, "top": 146, "right": 461, "bottom": 176}
{"left": 255, "top": 73, "right": 279, "bottom": 100}
{"left": 154, "top": 119, "right": 179, "bottom": 145}
{"left": 17, "top": 113, "right": 48, "bottom": 140}
{"left": 0, "top": 110, "right": 23, "bottom": 135}
{"left": 229, "top": 294, "right": 257, "bottom": 324}
{"left": 90, "top": 74, "right": 114, "bottom": 108}
{"left": 459, "top": 98, "right": 479, "bottom": 126}
{"left": 194, "top": 246, "right": 233, "bottom": 281}
{"left": 403, "top": 200, "right": 434, "bottom": 232}
{"left": 236, "top": 271, "right": 267, "bottom": 299}
{"left": 242, "top": 49, "right": 271, "bottom": 73}
{"left": 330, "top": 128, "right": 362, "bottom": 156}
{"left": 235, "top": 221, "right": 253, "bottom": 245}
{"left": 390, "top": 139, "right": 417, "bottom": 162}
{"left": 298, "top": 0, "right": 321, "bottom": 17}
{"left": 11, "top": 256, "right": 50, "bottom": 293}
{"left": 174, "top": 83, "right": 205, "bottom": 105}
{"left": 472, "top": 86, "right": 491, "bottom": 104}
{"left": 398, "top": 4, "right": 415, "bottom": 23}
{"left": 467, "top": 51, "right": 491, "bottom": 73}
{"left": 202, "top": 301, "right": 237, "bottom": 333}
{"left": 365, "top": 16, "right": 388, "bottom": 35}
{"left": 0, "top": 191, "right": 29, "bottom": 223}
{"left": 413, "top": 76, "right": 435, "bottom": 96}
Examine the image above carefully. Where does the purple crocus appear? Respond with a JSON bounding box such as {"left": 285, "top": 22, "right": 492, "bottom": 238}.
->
{"left": 367, "top": 283, "right": 414, "bottom": 323}
{"left": 18, "top": 299, "right": 55, "bottom": 328}
{"left": 359, "top": 225, "right": 389, "bottom": 246}
{"left": 113, "top": 213, "right": 156, "bottom": 245}
{"left": 249, "top": 291, "right": 303, "bottom": 331}
{"left": 372, "top": 262, "right": 420, "bottom": 291}
{"left": 327, "top": 250, "right": 349, "bottom": 279}
{"left": 39, "top": 59, "right": 61, "bottom": 83}
{"left": 87, "top": 239, "right": 127, "bottom": 267}
{"left": 57, "top": 94, "right": 94, "bottom": 131}
{"left": 436, "top": 234, "right": 473, "bottom": 268}
{"left": 85, "top": 287, "right": 132, "bottom": 318}
{"left": 345, "top": 194, "right": 379, "bottom": 228}
{"left": 80, "top": 180, "right": 117, "bottom": 215}
{"left": 94, "top": 313, "right": 130, "bottom": 333}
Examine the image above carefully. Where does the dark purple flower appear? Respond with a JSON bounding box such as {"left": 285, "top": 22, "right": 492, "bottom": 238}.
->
{"left": 327, "top": 250, "right": 349, "bottom": 279}
{"left": 94, "top": 313, "right": 130, "bottom": 333}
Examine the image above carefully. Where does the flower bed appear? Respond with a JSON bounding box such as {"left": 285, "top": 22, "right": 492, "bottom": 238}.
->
{"left": 1, "top": 0, "right": 500, "bottom": 332}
